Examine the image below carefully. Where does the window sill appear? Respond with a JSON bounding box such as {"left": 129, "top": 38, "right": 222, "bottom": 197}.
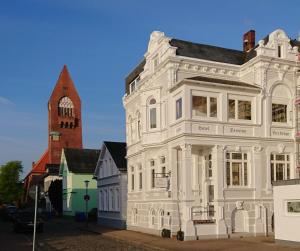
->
{"left": 228, "top": 119, "right": 253, "bottom": 124}
{"left": 224, "top": 187, "right": 255, "bottom": 191}
{"left": 271, "top": 123, "right": 292, "bottom": 128}
{"left": 192, "top": 116, "right": 219, "bottom": 121}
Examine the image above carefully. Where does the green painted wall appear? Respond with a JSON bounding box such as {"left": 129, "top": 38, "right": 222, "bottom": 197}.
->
{"left": 63, "top": 171, "right": 97, "bottom": 216}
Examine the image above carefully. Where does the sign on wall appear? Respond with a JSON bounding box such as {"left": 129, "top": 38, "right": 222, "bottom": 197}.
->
{"left": 154, "top": 177, "right": 168, "bottom": 188}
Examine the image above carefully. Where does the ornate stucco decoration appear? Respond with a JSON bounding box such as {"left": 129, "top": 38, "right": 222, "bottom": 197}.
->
{"left": 236, "top": 201, "right": 244, "bottom": 210}
{"left": 278, "top": 144, "right": 286, "bottom": 154}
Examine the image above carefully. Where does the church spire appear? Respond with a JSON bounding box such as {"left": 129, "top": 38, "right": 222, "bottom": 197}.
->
{"left": 48, "top": 65, "right": 83, "bottom": 164}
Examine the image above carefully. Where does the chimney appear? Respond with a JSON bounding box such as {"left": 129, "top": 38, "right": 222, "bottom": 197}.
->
{"left": 32, "top": 161, "right": 35, "bottom": 168}
{"left": 243, "top": 30, "right": 255, "bottom": 52}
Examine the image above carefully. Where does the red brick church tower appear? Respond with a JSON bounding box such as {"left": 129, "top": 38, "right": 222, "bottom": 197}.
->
{"left": 48, "top": 65, "right": 83, "bottom": 164}
{"left": 23, "top": 65, "right": 83, "bottom": 201}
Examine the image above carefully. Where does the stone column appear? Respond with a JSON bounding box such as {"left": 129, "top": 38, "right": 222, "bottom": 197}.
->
{"left": 214, "top": 145, "right": 227, "bottom": 237}
{"left": 181, "top": 144, "right": 193, "bottom": 201}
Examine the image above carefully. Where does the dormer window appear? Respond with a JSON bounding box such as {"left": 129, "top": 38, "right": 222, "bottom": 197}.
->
{"left": 129, "top": 76, "right": 140, "bottom": 94}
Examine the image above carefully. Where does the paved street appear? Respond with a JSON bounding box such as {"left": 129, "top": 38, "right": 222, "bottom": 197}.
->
{"left": 0, "top": 219, "right": 32, "bottom": 251}
{"left": 1, "top": 217, "right": 300, "bottom": 251}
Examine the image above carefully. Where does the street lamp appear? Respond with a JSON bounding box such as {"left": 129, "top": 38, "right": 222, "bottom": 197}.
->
{"left": 84, "top": 180, "right": 90, "bottom": 228}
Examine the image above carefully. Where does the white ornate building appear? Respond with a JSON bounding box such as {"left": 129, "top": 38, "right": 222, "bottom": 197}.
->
{"left": 123, "top": 29, "right": 300, "bottom": 240}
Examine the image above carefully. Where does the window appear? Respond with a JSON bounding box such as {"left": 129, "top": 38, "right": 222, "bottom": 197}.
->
{"left": 139, "top": 172, "right": 142, "bottom": 190}
{"left": 226, "top": 152, "right": 248, "bottom": 186}
{"left": 58, "top": 96, "right": 74, "bottom": 117}
{"left": 149, "top": 98, "right": 157, "bottom": 129}
{"left": 192, "top": 96, "right": 217, "bottom": 118}
{"left": 208, "top": 185, "right": 214, "bottom": 202}
{"left": 205, "top": 154, "right": 213, "bottom": 178}
{"left": 115, "top": 189, "right": 120, "bottom": 211}
{"left": 287, "top": 201, "right": 300, "bottom": 213}
{"left": 270, "top": 154, "right": 290, "bottom": 182}
{"left": 150, "top": 108, "right": 157, "bottom": 128}
{"left": 159, "top": 210, "right": 165, "bottom": 228}
{"left": 151, "top": 169, "right": 155, "bottom": 188}
{"left": 100, "top": 191, "right": 104, "bottom": 211}
{"left": 137, "top": 112, "right": 141, "bottom": 139}
{"left": 150, "top": 209, "right": 156, "bottom": 227}
{"left": 228, "top": 99, "right": 251, "bottom": 120}
{"left": 278, "top": 45, "right": 282, "bottom": 58}
{"left": 176, "top": 98, "right": 182, "bottom": 119}
{"left": 272, "top": 104, "right": 287, "bottom": 122}
{"left": 110, "top": 189, "right": 114, "bottom": 210}
{"left": 131, "top": 166, "right": 135, "bottom": 191}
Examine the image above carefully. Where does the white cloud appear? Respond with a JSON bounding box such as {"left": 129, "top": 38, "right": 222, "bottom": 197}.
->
{"left": 0, "top": 96, "right": 15, "bottom": 106}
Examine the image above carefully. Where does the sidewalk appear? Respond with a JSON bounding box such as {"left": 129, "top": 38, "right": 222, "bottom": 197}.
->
{"left": 78, "top": 222, "right": 296, "bottom": 251}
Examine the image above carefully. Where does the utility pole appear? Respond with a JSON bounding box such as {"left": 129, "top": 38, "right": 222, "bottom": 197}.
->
{"left": 33, "top": 185, "right": 38, "bottom": 251}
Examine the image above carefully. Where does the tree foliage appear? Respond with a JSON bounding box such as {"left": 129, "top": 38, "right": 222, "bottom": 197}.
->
{"left": 48, "top": 179, "right": 62, "bottom": 214}
{"left": 0, "top": 161, "right": 24, "bottom": 204}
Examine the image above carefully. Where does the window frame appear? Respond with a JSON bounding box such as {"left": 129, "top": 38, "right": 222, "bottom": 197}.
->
{"left": 192, "top": 94, "right": 218, "bottom": 119}
{"left": 175, "top": 98, "right": 183, "bottom": 120}
{"left": 228, "top": 97, "right": 252, "bottom": 121}
{"left": 226, "top": 152, "right": 249, "bottom": 187}
{"left": 270, "top": 153, "right": 290, "bottom": 182}
{"left": 272, "top": 103, "right": 288, "bottom": 123}
{"left": 148, "top": 98, "right": 158, "bottom": 130}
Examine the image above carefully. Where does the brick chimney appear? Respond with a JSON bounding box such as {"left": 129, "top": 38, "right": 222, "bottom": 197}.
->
{"left": 243, "top": 30, "right": 255, "bottom": 52}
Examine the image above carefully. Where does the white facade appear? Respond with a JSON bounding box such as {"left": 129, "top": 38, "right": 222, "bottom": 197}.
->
{"left": 94, "top": 142, "right": 127, "bottom": 229}
{"left": 123, "top": 29, "right": 300, "bottom": 240}
{"left": 273, "top": 180, "right": 300, "bottom": 245}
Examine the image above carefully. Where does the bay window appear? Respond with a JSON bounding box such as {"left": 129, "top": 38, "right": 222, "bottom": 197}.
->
{"left": 192, "top": 95, "right": 217, "bottom": 118}
{"left": 176, "top": 98, "right": 182, "bottom": 119}
{"left": 228, "top": 99, "right": 251, "bottom": 120}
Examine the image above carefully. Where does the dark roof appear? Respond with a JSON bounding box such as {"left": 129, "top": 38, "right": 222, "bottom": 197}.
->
{"left": 45, "top": 164, "right": 60, "bottom": 175}
{"left": 104, "top": 141, "right": 127, "bottom": 171}
{"left": 169, "top": 39, "right": 257, "bottom": 65}
{"left": 64, "top": 148, "right": 100, "bottom": 174}
{"left": 187, "top": 76, "right": 260, "bottom": 89}
{"left": 125, "top": 59, "right": 146, "bottom": 94}
{"left": 290, "top": 39, "right": 300, "bottom": 52}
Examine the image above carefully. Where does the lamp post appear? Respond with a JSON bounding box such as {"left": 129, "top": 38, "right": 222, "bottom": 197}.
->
{"left": 84, "top": 180, "right": 90, "bottom": 228}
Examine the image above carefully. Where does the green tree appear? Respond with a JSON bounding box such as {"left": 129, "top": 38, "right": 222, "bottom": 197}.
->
{"left": 0, "top": 161, "right": 23, "bottom": 204}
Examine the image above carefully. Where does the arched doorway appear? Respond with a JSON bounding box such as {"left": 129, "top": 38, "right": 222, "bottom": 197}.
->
{"left": 232, "top": 209, "right": 249, "bottom": 233}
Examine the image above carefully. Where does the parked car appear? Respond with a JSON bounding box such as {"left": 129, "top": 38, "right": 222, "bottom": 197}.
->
{"left": 13, "top": 210, "right": 44, "bottom": 233}
{"left": 3, "top": 205, "right": 17, "bottom": 221}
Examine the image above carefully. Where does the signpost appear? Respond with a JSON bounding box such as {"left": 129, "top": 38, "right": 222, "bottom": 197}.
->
{"left": 32, "top": 185, "right": 38, "bottom": 251}
{"left": 84, "top": 180, "right": 90, "bottom": 228}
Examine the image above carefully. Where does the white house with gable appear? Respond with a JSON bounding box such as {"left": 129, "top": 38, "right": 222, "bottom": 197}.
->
{"left": 123, "top": 29, "right": 300, "bottom": 240}
{"left": 94, "top": 141, "right": 127, "bottom": 229}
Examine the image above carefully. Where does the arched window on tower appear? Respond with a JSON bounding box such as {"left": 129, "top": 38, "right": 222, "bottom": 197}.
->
{"left": 58, "top": 96, "right": 74, "bottom": 117}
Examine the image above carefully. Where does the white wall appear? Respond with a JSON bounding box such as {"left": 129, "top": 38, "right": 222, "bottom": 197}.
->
{"left": 273, "top": 183, "right": 300, "bottom": 243}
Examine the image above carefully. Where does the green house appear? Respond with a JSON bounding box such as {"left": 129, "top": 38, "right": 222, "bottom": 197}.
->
{"left": 59, "top": 148, "right": 100, "bottom": 216}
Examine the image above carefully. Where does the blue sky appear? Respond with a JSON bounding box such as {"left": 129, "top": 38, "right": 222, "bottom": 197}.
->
{"left": 0, "top": 0, "right": 299, "bottom": 176}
